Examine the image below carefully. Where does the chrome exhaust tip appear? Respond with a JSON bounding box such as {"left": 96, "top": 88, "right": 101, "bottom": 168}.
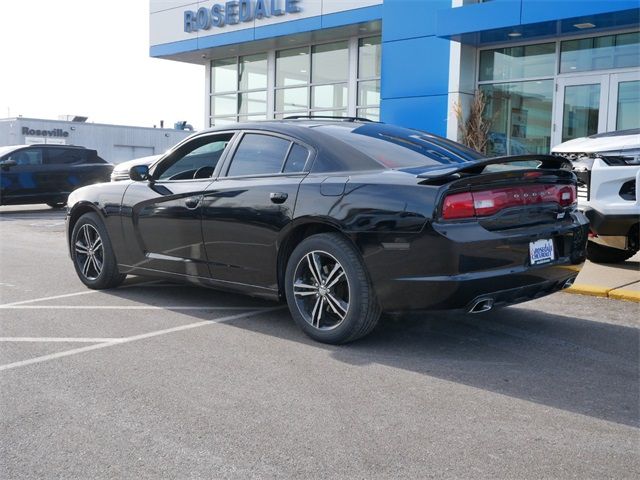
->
{"left": 468, "top": 298, "right": 494, "bottom": 314}
{"left": 562, "top": 277, "right": 576, "bottom": 289}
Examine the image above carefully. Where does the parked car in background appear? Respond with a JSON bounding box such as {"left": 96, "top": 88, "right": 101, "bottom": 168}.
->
{"left": 66, "top": 119, "right": 587, "bottom": 344}
{"left": 0, "top": 144, "right": 113, "bottom": 208}
{"left": 552, "top": 129, "right": 640, "bottom": 263}
{"left": 110, "top": 154, "right": 162, "bottom": 182}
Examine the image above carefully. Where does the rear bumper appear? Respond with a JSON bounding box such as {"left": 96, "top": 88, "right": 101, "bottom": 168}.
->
{"left": 360, "top": 211, "right": 589, "bottom": 312}
{"left": 381, "top": 261, "right": 581, "bottom": 312}
{"left": 582, "top": 207, "right": 638, "bottom": 237}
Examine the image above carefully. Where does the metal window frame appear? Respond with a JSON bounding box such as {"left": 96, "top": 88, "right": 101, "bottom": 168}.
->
{"left": 208, "top": 33, "right": 382, "bottom": 126}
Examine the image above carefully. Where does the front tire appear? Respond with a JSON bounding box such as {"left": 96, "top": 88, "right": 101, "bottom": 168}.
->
{"left": 285, "top": 233, "right": 380, "bottom": 344}
{"left": 586, "top": 240, "right": 636, "bottom": 264}
{"left": 71, "top": 212, "right": 126, "bottom": 289}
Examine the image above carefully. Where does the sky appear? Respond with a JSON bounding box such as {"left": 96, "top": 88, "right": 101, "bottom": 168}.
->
{"left": 0, "top": 0, "right": 204, "bottom": 129}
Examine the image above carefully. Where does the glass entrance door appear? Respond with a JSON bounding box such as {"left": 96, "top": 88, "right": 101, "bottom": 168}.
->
{"left": 553, "top": 71, "right": 640, "bottom": 146}
{"left": 607, "top": 71, "right": 640, "bottom": 131}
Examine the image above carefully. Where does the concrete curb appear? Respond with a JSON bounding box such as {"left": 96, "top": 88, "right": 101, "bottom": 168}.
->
{"left": 565, "top": 284, "right": 640, "bottom": 303}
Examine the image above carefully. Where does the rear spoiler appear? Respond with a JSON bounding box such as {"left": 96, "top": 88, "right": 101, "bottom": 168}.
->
{"left": 416, "top": 154, "right": 571, "bottom": 180}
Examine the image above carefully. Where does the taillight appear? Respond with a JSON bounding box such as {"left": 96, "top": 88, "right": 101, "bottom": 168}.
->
{"left": 441, "top": 184, "right": 576, "bottom": 220}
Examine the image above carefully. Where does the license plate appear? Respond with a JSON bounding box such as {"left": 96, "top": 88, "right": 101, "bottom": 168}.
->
{"left": 529, "top": 239, "right": 554, "bottom": 265}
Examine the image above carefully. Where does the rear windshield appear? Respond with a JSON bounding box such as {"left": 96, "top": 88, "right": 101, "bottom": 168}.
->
{"left": 315, "top": 123, "right": 484, "bottom": 169}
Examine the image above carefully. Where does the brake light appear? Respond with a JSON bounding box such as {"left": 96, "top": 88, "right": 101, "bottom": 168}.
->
{"left": 441, "top": 184, "right": 576, "bottom": 220}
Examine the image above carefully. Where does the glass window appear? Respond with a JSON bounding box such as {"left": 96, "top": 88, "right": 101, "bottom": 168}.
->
{"left": 45, "top": 148, "right": 84, "bottom": 165}
{"left": 212, "top": 58, "right": 237, "bottom": 93}
{"left": 561, "top": 32, "right": 640, "bottom": 73}
{"left": 358, "top": 80, "right": 380, "bottom": 107}
{"left": 156, "top": 134, "right": 233, "bottom": 181}
{"left": 239, "top": 54, "right": 268, "bottom": 91}
{"left": 276, "top": 87, "right": 308, "bottom": 112}
{"left": 312, "top": 84, "right": 348, "bottom": 109}
{"left": 8, "top": 148, "right": 43, "bottom": 165}
{"left": 561, "top": 84, "right": 601, "bottom": 142}
{"left": 480, "top": 80, "right": 554, "bottom": 156}
{"left": 210, "top": 117, "right": 237, "bottom": 127}
{"left": 276, "top": 47, "right": 309, "bottom": 87}
{"left": 479, "top": 43, "right": 555, "bottom": 82}
{"left": 227, "top": 134, "right": 291, "bottom": 177}
{"left": 239, "top": 91, "right": 267, "bottom": 116}
{"left": 359, "top": 36, "right": 382, "bottom": 79}
{"left": 283, "top": 144, "right": 309, "bottom": 173}
{"left": 357, "top": 108, "right": 380, "bottom": 122}
{"left": 316, "top": 123, "right": 481, "bottom": 170}
{"left": 211, "top": 93, "right": 237, "bottom": 117}
{"left": 616, "top": 80, "right": 640, "bottom": 130}
{"left": 311, "top": 41, "right": 348, "bottom": 84}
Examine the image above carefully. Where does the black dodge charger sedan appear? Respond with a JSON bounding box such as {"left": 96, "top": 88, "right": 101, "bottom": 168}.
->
{"left": 66, "top": 119, "right": 588, "bottom": 344}
{"left": 0, "top": 144, "right": 113, "bottom": 207}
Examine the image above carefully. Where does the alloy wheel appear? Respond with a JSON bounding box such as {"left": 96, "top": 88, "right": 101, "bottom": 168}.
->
{"left": 74, "top": 224, "right": 104, "bottom": 281}
{"left": 292, "top": 250, "right": 350, "bottom": 330}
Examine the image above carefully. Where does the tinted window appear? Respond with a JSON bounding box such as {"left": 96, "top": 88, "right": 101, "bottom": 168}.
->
{"left": 283, "top": 144, "right": 309, "bottom": 173}
{"left": 316, "top": 124, "right": 483, "bottom": 169}
{"left": 156, "top": 133, "right": 233, "bottom": 181}
{"left": 227, "top": 134, "right": 291, "bottom": 177}
{"left": 45, "top": 148, "right": 84, "bottom": 165}
{"left": 8, "top": 148, "right": 43, "bottom": 165}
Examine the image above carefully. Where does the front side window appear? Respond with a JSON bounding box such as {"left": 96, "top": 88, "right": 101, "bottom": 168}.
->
{"left": 156, "top": 133, "right": 234, "bottom": 181}
{"left": 7, "top": 148, "right": 43, "bottom": 165}
{"left": 226, "top": 134, "right": 291, "bottom": 177}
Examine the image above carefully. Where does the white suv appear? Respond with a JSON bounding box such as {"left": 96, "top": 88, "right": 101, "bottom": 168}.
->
{"left": 552, "top": 129, "right": 639, "bottom": 263}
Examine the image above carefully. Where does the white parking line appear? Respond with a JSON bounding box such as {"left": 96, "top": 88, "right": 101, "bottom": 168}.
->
{"left": 0, "top": 290, "right": 99, "bottom": 307}
{"left": 0, "top": 307, "right": 283, "bottom": 372}
{"left": 0, "top": 306, "right": 265, "bottom": 310}
{"left": 0, "top": 337, "right": 123, "bottom": 343}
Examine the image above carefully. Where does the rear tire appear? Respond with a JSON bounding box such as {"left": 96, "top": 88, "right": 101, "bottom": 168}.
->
{"left": 71, "top": 212, "right": 126, "bottom": 289}
{"left": 586, "top": 240, "right": 636, "bottom": 264}
{"left": 284, "top": 233, "right": 380, "bottom": 344}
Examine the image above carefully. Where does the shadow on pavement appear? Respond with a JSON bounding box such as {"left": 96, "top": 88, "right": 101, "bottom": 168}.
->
{"left": 102, "top": 279, "right": 639, "bottom": 428}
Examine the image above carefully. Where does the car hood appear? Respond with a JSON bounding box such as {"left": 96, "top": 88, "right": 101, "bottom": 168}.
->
{"left": 552, "top": 129, "right": 640, "bottom": 154}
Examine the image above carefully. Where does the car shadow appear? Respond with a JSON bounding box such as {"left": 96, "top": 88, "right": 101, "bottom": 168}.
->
{"left": 103, "top": 279, "right": 639, "bottom": 429}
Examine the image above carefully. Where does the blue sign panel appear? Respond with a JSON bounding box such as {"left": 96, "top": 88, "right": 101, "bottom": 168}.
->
{"left": 184, "top": 0, "right": 302, "bottom": 32}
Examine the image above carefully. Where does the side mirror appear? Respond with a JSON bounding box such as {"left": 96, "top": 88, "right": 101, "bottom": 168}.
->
{"left": 129, "top": 165, "right": 150, "bottom": 182}
{"left": 0, "top": 159, "right": 17, "bottom": 170}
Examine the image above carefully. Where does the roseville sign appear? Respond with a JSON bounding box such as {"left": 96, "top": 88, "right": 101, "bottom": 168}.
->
{"left": 21, "top": 127, "right": 70, "bottom": 138}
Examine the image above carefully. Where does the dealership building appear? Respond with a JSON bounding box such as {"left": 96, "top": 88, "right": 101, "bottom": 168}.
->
{"left": 150, "top": 0, "right": 639, "bottom": 156}
{"left": 0, "top": 117, "right": 192, "bottom": 164}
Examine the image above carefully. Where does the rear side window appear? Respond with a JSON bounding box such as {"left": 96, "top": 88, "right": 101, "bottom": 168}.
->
{"left": 283, "top": 144, "right": 309, "bottom": 173}
{"left": 45, "top": 148, "right": 84, "bottom": 165}
{"left": 227, "top": 134, "right": 291, "bottom": 177}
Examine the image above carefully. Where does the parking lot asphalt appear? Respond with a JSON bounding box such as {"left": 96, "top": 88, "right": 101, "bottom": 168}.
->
{"left": 1, "top": 205, "right": 639, "bottom": 479}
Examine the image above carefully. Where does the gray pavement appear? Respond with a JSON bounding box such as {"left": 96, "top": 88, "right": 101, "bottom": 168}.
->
{"left": 1, "top": 204, "right": 639, "bottom": 479}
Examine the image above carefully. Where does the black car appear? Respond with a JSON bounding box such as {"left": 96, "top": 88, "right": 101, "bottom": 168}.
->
{"left": 65, "top": 119, "right": 588, "bottom": 344}
{"left": 0, "top": 144, "right": 113, "bottom": 207}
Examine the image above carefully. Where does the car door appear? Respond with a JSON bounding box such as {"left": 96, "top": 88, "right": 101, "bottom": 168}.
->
{"left": 0, "top": 147, "right": 46, "bottom": 204}
{"left": 120, "top": 131, "right": 236, "bottom": 277}
{"left": 201, "top": 131, "right": 313, "bottom": 290}
{"left": 41, "top": 147, "right": 87, "bottom": 197}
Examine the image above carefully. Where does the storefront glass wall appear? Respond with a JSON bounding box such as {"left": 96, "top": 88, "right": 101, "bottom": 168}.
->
{"left": 479, "top": 31, "right": 640, "bottom": 155}
{"left": 210, "top": 35, "right": 381, "bottom": 126}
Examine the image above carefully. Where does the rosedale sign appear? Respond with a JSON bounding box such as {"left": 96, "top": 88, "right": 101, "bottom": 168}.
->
{"left": 184, "top": 0, "right": 302, "bottom": 32}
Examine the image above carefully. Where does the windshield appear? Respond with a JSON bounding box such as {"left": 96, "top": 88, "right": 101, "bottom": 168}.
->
{"left": 315, "top": 123, "right": 484, "bottom": 169}
{"left": 0, "top": 145, "right": 23, "bottom": 158}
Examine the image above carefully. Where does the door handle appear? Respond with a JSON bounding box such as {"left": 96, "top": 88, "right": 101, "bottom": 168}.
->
{"left": 184, "top": 196, "right": 201, "bottom": 209}
{"left": 270, "top": 192, "right": 288, "bottom": 204}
